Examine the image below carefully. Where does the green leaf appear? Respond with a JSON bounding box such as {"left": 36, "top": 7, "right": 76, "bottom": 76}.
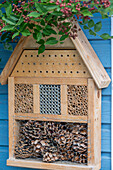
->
{"left": 43, "top": 29, "right": 51, "bottom": 36}
{"left": 38, "top": 44, "right": 45, "bottom": 54}
{"left": 2, "top": 16, "right": 16, "bottom": 25}
{"left": 10, "top": 14, "right": 19, "bottom": 21}
{"left": 83, "top": 25, "right": 89, "bottom": 29}
{"left": 12, "top": 32, "right": 19, "bottom": 39}
{"left": 0, "top": 10, "right": 2, "bottom": 17}
{"left": 88, "top": 20, "right": 94, "bottom": 28}
{"left": 22, "top": 30, "right": 31, "bottom": 36}
{"left": 1, "top": 25, "right": 14, "bottom": 32}
{"left": 37, "top": 32, "right": 42, "bottom": 42}
{"left": 45, "top": 38, "right": 58, "bottom": 45}
{"left": 41, "top": 19, "right": 45, "bottom": 26}
{"left": 94, "top": 21, "right": 102, "bottom": 32}
{"left": 1, "top": 32, "right": 8, "bottom": 41}
{"left": 60, "top": 34, "right": 68, "bottom": 41}
{"left": 28, "top": 12, "right": 41, "bottom": 18}
{"left": 89, "top": 29, "right": 96, "bottom": 36}
{"left": 6, "top": 4, "right": 12, "bottom": 17}
{"left": 38, "top": 39, "right": 45, "bottom": 45}
{"left": 100, "top": 33, "right": 111, "bottom": 40}
{"left": 52, "top": 11, "right": 63, "bottom": 16}
{"left": 44, "top": 5, "right": 57, "bottom": 10}
{"left": 35, "top": 25, "right": 42, "bottom": 31}
{"left": 3, "top": 42, "right": 13, "bottom": 51}
{"left": 81, "top": 10, "right": 93, "bottom": 17}
{"left": 35, "top": 3, "right": 47, "bottom": 13}
{"left": 17, "top": 18, "right": 24, "bottom": 25}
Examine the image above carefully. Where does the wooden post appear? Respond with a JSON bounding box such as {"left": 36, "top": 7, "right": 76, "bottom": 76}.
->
{"left": 8, "top": 77, "right": 15, "bottom": 158}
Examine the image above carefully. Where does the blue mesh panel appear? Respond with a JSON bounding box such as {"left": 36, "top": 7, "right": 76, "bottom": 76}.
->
{"left": 40, "top": 85, "right": 61, "bottom": 115}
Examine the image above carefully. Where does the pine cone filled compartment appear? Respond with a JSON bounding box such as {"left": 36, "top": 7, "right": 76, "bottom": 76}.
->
{"left": 15, "top": 120, "right": 88, "bottom": 165}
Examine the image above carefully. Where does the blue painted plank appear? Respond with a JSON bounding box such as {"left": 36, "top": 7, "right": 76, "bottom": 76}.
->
{"left": 101, "top": 152, "right": 111, "bottom": 170}
{"left": 0, "top": 95, "right": 8, "bottom": 120}
{"left": 90, "top": 40, "right": 111, "bottom": 68}
{"left": 102, "top": 96, "right": 111, "bottom": 124}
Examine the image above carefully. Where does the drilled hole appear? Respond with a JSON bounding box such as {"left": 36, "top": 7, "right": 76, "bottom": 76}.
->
{"left": 33, "top": 63, "right": 36, "bottom": 65}
{"left": 58, "top": 71, "right": 60, "bottom": 73}
{"left": 28, "top": 70, "right": 30, "bottom": 73}
{"left": 77, "top": 71, "right": 79, "bottom": 73}
{"left": 65, "top": 63, "right": 67, "bottom": 65}
{"left": 46, "top": 63, "right": 48, "bottom": 65}
{"left": 70, "top": 71, "right": 73, "bottom": 73}
{"left": 52, "top": 71, "right": 54, "bottom": 73}
{"left": 25, "top": 55, "right": 27, "bottom": 57}
{"left": 17, "top": 70, "right": 19, "bottom": 72}
{"left": 61, "top": 55, "right": 63, "bottom": 57}
{"left": 83, "top": 71, "right": 86, "bottom": 74}
{"left": 22, "top": 63, "right": 24, "bottom": 65}
{"left": 49, "top": 55, "right": 51, "bottom": 57}
{"left": 55, "top": 55, "right": 57, "bottom": 57}
{"left": 37, "top": 55, "right": 39, "bottom": 57}
{"left": 64, "top": 71, "right": 66, "bottom": 73}
{"left": 46, "top": 71, "right": 48, "bottom": 73}
{"left": 73, "top": 54, "right": 75, "bottom": 57}
{"left": 67, "top": 55, "right": 69, "bottom": 57}
{"left": 79, "top": 63, "right": 81, "bottom": 65}
{"left": 59, "top": 63, "right": 61, "bottom": 65}
{"left": 40, "top": 71, "right": 42, "bottom": 73}
{"left": 40, "top": 63, "right": 42, "bottom": 65}
{"left": 72, "top": 63, "right": 74, "bottom": 65}
{"left": 31, "top": 55, "right": 33, "bottom": 57}
{"left": 43, "top": 55, "right": 45, "bottom": 57}
{"left": 28, "top": 63, "right": 30, "bottom": 65}
{"left": 53, "top": 63, "right": 54, "bottom": 65}
{"left": 23, "top": 70, "right": 25, "bottom": 73}
{"left": 34, "top": 71, "right": 36, "bottom": 73}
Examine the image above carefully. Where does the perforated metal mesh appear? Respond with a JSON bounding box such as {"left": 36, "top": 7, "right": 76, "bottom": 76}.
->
{"left": 15, "top": 120, "right": 88, "bottom": 164}
{"left": 40, "top": 85, "right": 61, "bottom": 115}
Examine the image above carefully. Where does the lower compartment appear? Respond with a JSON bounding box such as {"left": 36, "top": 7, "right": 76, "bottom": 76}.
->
{"left": 14, "top": 120, "right": 88, "bottom": 165}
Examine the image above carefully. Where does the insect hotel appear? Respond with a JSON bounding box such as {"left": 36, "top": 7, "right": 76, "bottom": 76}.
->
{"left": 0, "top": 23, "right": 111, "bottom": 170}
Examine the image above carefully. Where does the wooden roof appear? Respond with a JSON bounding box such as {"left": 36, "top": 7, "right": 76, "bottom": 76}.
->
{"left": 0, "top": 22, "right": 111, "bottom": 89}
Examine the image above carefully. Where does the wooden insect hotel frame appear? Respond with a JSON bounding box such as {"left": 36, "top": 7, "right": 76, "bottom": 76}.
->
{"left": 0, "top": 22, "right": 111, "bottom": 170}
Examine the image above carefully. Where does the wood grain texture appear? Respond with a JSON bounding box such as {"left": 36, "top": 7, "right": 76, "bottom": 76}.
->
{"left": 0, "top": 37, "right": 28, "bottom": 85}
{"left": 7, "top": 159, "right": 94, "bottom": 170}
{"left": 14, "top": 113, "right": 87, "bottom": 123}
{"left": 33, "top": 84, "right": 40, "bottom": 113}
{"left": 70, "top": 22, "right": 111, "bottom": 89}
{"left": 61, "top": 85, "right": 67, "bottom": 116}
{"left": 8, "top": 77, "right": 14, "bottom": 158}
{"left": 11, "top": 50, "right": 91, "bottom": 78}
{"left": 14, "top": 77, "right": 88, "bottom": 85}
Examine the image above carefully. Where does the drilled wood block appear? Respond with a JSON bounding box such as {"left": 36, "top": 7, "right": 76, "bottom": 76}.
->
{"left": 11, "top": 50, "right": 91, "bottom": 78}
{"left": 15, "top": 84, "right": 33, "bottom": 113}
{"left": 14, "top": 120, "right": 88, "bottom": 165}
{"left": 67, "top": 85, "right": 88, "bottom": 116}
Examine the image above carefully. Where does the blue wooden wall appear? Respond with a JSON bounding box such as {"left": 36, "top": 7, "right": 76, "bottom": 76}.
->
{"left": 0, "top": 14, "right": 111, "bottom": 170}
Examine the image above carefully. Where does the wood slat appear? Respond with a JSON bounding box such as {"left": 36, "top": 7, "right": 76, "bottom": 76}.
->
{"left": 7, "top": 159, "right": 94, "bottom": 170}
{"left": 14, "top": 113, "right": 87, "bottom": 123}
{"left": 14, "top": 77, "right": 88, "bottom": 85}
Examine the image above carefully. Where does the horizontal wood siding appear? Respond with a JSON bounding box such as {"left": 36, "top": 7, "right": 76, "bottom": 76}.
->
{"left": 0, "top": 14, "right": 111, "bottom": 169}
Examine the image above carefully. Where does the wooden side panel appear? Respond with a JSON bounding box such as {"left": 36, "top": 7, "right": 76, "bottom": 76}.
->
{"left": 94, "top": 84, "right": 101, "bottom": 168}
{"left": 88, "top": 79, "right": 101, "bottom": 169}
{"left": 8, "top": 77, "right": 14, "bottom": 158}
